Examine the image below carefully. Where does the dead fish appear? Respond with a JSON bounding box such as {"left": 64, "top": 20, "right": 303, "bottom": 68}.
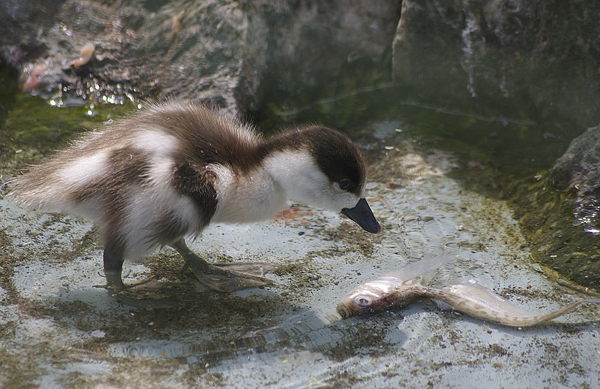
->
{"left": 337, "top": 254, "right": 600, "bottom": 327}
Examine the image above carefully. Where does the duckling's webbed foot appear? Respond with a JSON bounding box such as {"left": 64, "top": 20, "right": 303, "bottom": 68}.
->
{"left": 171, "top": 239, "right": 276, "bottom": 293}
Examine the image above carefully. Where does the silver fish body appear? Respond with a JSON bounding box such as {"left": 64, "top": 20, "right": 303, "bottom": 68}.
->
{"left": 337, "top": 258, "right": 600, "bottom": 327}
{"left": 337, "top": 253, "right": 454, "bottom": 318}
{"left": 430, "top": 283, "right": 600, "bottom": 327}
{"left": 337, "top": 276, "right": 431, "bottom": 318}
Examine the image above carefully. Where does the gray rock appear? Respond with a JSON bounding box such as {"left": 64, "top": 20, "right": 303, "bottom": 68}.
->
{"left": 244, "top": 1, "right": 400, "bottom": 108}
{"left": 392, "top": 0, "right": 600, "bottom": 128}
{"left": 0, "top": 0, "right": 401, "bottom": 117}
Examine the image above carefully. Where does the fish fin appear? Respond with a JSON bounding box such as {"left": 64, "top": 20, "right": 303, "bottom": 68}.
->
{"left": 432, "top": 299, "right": 455, "bottom": 311}
{"left": 386, "top": 252, "right": 457, "bottom": 282}
{"left": 403, "top": 276, "right": 425, "bottom": 286}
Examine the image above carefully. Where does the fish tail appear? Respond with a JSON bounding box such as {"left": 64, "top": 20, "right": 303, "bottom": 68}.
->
{"left": 518, "top": 298, "right": 600, "bottom": 327}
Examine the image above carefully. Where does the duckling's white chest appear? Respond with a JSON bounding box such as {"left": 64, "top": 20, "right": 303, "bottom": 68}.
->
{"left": 209, "top": 164, "right": 287, "bottom": 224}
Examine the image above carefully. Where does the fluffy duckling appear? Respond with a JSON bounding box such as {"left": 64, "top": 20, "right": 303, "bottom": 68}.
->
{"left": 13, "top": 102, "right": 380, "bottom": 296}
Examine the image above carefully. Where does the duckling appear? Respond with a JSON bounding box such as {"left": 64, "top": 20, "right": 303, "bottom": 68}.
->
{"left": 12, "top": 102, "right": 380, "bottom": 297}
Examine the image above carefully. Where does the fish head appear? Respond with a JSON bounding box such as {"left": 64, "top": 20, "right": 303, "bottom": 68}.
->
{"left": 336, "top": 277, "right": 401, "bottom": 318}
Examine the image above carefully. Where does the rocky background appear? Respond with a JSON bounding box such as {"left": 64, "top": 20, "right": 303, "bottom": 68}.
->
{"left": 2, "top": 0, "right": 599, "bottom": 124}
{"left": 2, "top": 0, "right": 600, "bottom": 286}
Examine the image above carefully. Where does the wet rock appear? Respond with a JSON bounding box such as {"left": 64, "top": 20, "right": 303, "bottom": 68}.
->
{"left": 246, "top": 1, "right": 401, "bottom": 113}
{"left": 550, "top": 124, "right": 600, "bottom": 229}
{"left": 1, "top": 0, "right": 249, "bottom": 113}
{"left": 4, "top": 0, "right": 600, "bottom": 128}
{"left": 0, "top": 0, "right": 401, "bottom": 117}
{"left": 392, "top": 0, "right": 600, "bottom": 128}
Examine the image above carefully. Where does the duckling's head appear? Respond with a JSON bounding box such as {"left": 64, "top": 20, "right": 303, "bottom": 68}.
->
{"left": 264, "top": 126, "right": 380, "bottom": 233}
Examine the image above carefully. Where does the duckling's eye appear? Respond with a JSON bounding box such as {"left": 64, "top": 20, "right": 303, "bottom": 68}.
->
{"left": 353, "top": 295, "right": 372, "bottom": 308}
{"left": 338, "top": 179, "right": 353, "bottom": 191}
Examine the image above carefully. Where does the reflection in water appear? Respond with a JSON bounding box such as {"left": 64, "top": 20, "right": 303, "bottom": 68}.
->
{"left": 274, "top": 82, "right": 535, "bottom": 127}
{"left": 108, "top": 311, "right": 352, "bottom": 362}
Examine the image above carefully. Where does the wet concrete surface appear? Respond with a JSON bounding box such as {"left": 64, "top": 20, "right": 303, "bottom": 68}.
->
{"left": 1, "top": 124, "right": 599, "bottom": 388}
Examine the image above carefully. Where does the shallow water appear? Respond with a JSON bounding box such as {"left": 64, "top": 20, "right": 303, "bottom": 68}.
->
{"left": 1, "top": 65, "right": 600, "bottom": 388}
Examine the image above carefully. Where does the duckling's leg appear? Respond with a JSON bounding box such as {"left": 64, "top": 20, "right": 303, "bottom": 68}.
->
{"left": 170, "top": 239, "right": 275, "bottom": 293}
{"left": 102, "top": 242, "right": 178, "bottom": 308}
{"left": 103, "top": 242, "right": 127, "bottom": 293}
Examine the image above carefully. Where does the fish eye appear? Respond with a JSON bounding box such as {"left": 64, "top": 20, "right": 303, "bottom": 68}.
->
{"left": 338, "top": 179, "right": 353, "bottom": 191}
{"left": 353, "top": 295, "right": 372, "bottom": 308}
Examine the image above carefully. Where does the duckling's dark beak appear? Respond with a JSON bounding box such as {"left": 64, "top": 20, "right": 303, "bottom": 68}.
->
{"left": 342, "top": 198, "right": 380, "bottom": 234}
